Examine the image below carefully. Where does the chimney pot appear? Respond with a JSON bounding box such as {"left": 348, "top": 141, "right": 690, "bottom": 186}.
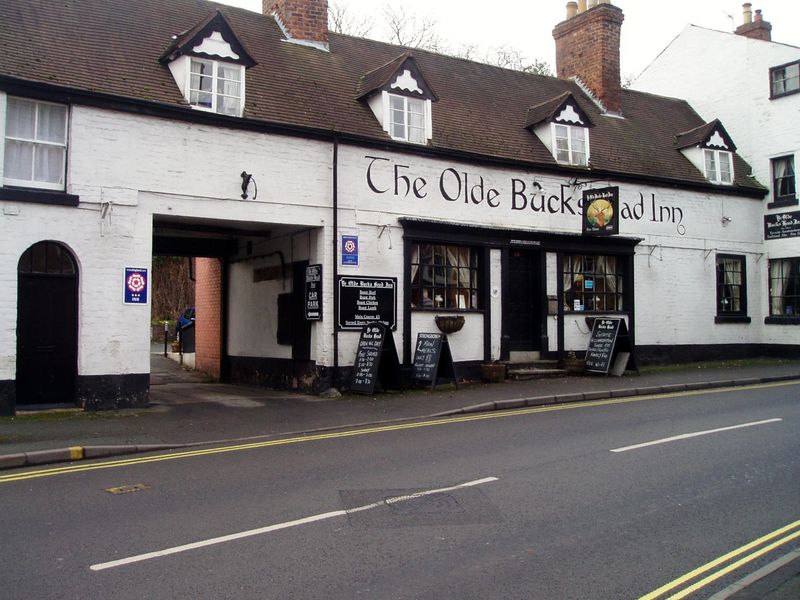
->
{"left": 578, "top": 0, "right": 587, "bottom": 13}
{"left": 566, "top": 1, "right": 578, "bottom": 19}
{"left": 754, "top": 9, "right": 762, "bottom": 21}
{"left": 742, "top": 3, "right": 752, "bottom": 24}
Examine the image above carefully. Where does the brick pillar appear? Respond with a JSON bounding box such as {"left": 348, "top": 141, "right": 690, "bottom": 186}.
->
{"left": 264, "top": 0, "right": 329, "bottom": 45}
{"left": 195, "top": 258, "right": 222, "bottom": 380}
{"left": 553, "top": 3, "right": 624, "bottom": 114}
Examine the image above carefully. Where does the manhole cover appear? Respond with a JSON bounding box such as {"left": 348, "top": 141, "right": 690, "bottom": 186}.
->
{"left": 104, "top": 483, "right": 150, "bottom": 495}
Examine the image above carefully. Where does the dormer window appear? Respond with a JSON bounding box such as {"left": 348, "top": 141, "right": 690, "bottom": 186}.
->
{"left": 389, "top": 94, "right": 426, "bottom": 144}
{"left": 526, "top": 93, "right": 593, "bottom": 168}
{"left": 704, "top": 149, "right": 733, "bottom": 184}
{"left": 189, "top": 58, "right": 243, "bottom": 116}
{"left": 160, "top": 10, "right": 255, "bottom": 119}
{"left": 554, "top": 124, "right": 588, "bottom": 166}
{"left": 357, "top": 54, "right": 437, "bottom": 146}
{"left": 675, "top": 119, "right": 737, "bottom": 186}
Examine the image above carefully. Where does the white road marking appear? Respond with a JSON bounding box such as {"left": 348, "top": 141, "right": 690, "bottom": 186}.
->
{"left": 610, "top": 418, "right": 783, "bottom": 453}
{"left": 89, "top": 476, "right": 499, "bottom": 571}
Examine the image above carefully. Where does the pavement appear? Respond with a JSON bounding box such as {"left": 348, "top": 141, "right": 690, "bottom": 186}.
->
{"left": 2, "top": 352, "right": 800, "bottom": 597}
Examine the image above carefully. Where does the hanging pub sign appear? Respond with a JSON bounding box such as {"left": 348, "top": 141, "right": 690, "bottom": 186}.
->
{"left": 582, "top": 186, "right": 619, "bottom": 236}
{"left": 764, "top": 211, "right": 800, "bottom": 240}
{"left": 304, "top": 264, "right": 322, "bottom": 321}
{"left": 123, "top": 267, "right": 148, "bottom": 305}
{"left": 337, "top": 276, "right": 397, "bottom": 330}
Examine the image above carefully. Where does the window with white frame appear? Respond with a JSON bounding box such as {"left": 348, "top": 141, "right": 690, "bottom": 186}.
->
{"left": 388, "top": 94, "right": 426, "bottom": 144}
{"left": 3, "top": 97, "right": 68, "bottom": 190}
{"left": 554, "top": 124, "right": 588, "bottom": 166}
{"left": 770, "top": 61, "right": 800, "bottom": 98}
{"left": 704, "top": 149, "right": 733, "bottom": 184}
{"left": 189, "top": 58, "right": 243, "bottom": 116}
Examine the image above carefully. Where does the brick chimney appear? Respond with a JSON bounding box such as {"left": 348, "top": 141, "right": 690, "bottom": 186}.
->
{"left": 734, "top": 4, "right": 772, "bottom": 42}
{"left": 553, "top": 2, "right": 624, "bottom": 114}
{"left": 264, "top": 0, "right": 329, "bottom": 47}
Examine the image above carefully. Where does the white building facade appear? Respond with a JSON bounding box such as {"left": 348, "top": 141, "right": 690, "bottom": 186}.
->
{"left": 0, "top": 0, "right": 789, "bottom": 414}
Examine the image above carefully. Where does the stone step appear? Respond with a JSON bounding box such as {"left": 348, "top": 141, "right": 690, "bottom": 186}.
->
{"left": 507, "top": 367, "right": 567, "bottom": 380}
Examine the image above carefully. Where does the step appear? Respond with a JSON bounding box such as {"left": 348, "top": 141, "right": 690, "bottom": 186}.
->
{"left": 507, "top": 367, "right": 567, "bottom": 380}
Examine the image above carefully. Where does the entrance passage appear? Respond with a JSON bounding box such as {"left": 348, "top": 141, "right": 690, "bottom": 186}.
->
{"left": 16, "top": 241, "right": 79, "bottom": 406}
{"left": 506, "top": 249, "right": 543, "bottom": 353}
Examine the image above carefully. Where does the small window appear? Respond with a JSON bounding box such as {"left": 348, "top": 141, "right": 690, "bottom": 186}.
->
{"left": 769, "top": 258, "right": 800, "bottom": 317}
{"left": 716, "top": 255, "right": 747, "bottom": 318}
{"left": 771, "top": 156, "right": 796, "bottom": 204}
{"left": 189, "top": 59, "right": 243, "bottom": 116}
{"left": 388, "top": 94, "right": 426, "bottom": 144}
{"left": 770, "top": 61, "right": 800, "bottom": 98}
{"left": 554, "top": 124, "right": 588, "bottom": 166}
{"left": 562, "top": 254, "right": 623, "bottom": 312}
{"left": 410, "top": 243, "right": 480, "bottom": 310}
{"left": 3, "top": 97, "right": 68, "bottom": 191}
{"left": 704, "top": 149, "right": 733, "bottom": 184}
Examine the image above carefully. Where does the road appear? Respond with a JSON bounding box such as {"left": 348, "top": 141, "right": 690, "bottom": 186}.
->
{"left": 1, "top": 382, "right": 799, "bottom": 599}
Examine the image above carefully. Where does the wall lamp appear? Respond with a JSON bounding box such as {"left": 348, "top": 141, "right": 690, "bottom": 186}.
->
{"left": 241, "top": 171, "right": 258, "bottom": 200}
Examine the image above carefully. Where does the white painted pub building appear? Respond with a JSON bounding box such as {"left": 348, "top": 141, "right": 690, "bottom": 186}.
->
{"left": 0, "top": 0, "right": 791, "bottom": 414}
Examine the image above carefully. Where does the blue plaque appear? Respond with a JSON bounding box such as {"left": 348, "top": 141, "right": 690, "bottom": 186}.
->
{"left": 124, "top": 267, "right": 148, "bottom": 304}
{"left": 341, "top": 235, "right": 359, "bottom": 266}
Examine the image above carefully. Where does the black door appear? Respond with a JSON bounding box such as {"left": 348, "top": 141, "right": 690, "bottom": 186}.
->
{"left": 291, "top": 260, "right": 312, "bottom": 361}
{"left": 506, "top": 249, "right": 542, "bottom": 352}
{"left": 16, "top": 242, "right": 79, "bottom": 406}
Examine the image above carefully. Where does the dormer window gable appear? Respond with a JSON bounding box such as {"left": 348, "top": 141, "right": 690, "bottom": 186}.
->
{"left": 676, "top": 119, "right": 737, "bottom": 186}
{"left": 160, "top": 10, "right": 256, "bottom": 118}
{"left": 357, "top": 54, "right": 437, "bottom": 145}
{"left": 526, "top": 92, "right": 594, "bottom": 167}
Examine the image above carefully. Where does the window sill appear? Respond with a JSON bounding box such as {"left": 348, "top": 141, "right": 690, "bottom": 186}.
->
{"left": 770, "top": 89, "right": 800, "bottom": 100}
{"left": 714, "top": 315, "right": 751, "bottom": 324}
{"left": 765, "top": 316, "right": 800, "bottom": 325}
{"left": 411, "top": 307, "right": 483, "bottom": 313}
{"left": 767, "top": 197, "right": 798, "bottom": 209}
{"left": 0, "top": 187, "right": 79, "bottom": 206}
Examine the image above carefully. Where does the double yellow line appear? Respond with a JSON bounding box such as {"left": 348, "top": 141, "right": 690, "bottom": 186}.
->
{"left": 640, "top": 519, "right": 800, "bottom": 599}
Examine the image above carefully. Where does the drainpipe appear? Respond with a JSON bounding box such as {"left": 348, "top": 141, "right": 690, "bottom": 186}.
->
{"left": 332, "top": 138, "right": 339, "bottom": 381}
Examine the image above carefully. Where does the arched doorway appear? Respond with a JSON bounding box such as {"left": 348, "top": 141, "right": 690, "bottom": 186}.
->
{"left": 16, "top": 241, "right": 79, "bottom": 406}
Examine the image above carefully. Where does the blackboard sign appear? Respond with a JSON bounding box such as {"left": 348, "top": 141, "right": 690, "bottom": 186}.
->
{"left": 412, "top": 332, "right": 457, "bottom": 389}
{"left": 350, "top": 323, "right": 401, "bottom": 394}
{"left": 764, "top": 211, "right": 800, "bottom": 240}
{"left": 305, "top": 264, "right": 322, "bottom": 321}
{"left": 338, "top": 276, "right": 397, "bottom": 330}
{"left": 585, "top": 318, "right": 623, "bottom": 374}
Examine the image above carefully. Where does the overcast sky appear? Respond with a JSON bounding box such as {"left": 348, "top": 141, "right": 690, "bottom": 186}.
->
{"left": 214, "top": 1, "right": 799, "bottom": 78}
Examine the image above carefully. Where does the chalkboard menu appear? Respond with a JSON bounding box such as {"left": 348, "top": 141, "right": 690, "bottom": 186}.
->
{"left": 304, "top": 264, "right": 322, "bottom": 321}
{"left": 585, "top": 318, "right": 624, "bottom": 374}
{"left": 412, "top": 332, "right": 457, "bottom": 389}
{"left": 764, "top": 211, "right": 800, "bottom": 240}
{"left": 337, "top": 276, "right": 397, "bottom": 330}
{"left": 350, "top": 323, "right": 401, "bottom": 394}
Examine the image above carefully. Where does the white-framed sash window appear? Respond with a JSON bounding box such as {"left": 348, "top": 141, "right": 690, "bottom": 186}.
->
{"left": 388, "top": 94, "right": 426, "bottom": 144}
{"left": 703, "top": 149, "right": 733, "bottom": 184}
{"left": 3, "top": 97, "right": 68, "bottom": 190}
{"left": 189, "top": 58, "right": 243, "bottom": 116}
{"left": 553, "top": 124, "right": 588, "bottom": 166}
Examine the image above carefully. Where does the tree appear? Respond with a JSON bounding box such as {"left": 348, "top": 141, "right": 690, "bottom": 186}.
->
{"left": 328, "top": 2, "right": 552, "bottom": 76}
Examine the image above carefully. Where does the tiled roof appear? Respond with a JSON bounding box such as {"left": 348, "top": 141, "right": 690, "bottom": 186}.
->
{"left": 0, "top": 0, "right": 763, "bottom": 192}
{"left": 356, "top": 52, "right": 411, "bottom": 99}
{"left": 675, "top": 119, "right": 737, "bottom": 151}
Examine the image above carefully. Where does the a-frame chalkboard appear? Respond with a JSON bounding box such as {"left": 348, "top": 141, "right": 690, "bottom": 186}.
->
{"left": 585, "top": 317, "right": 637, "bottom": 376}
{"left": 412, "top": 332, "right": 458, "bottom": 389}
{"left": 350, "top": 323, "right": 402, "bottom": 394}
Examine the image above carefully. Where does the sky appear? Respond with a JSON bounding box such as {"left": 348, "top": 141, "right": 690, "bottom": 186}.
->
{"left": 213, "top": 0, "right": 799, "bottom": 78}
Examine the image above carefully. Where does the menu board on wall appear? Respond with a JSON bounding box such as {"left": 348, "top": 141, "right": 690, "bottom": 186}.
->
{"left": 337, "top": 276, "right": 397, "bottom": 330}
{"left": 765, "top": 211, "right": 800, "bottom": 240}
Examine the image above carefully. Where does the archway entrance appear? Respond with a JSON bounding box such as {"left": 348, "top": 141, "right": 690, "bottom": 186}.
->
{"left": 16, "top": 241, "right": 79, "bottom": 406}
